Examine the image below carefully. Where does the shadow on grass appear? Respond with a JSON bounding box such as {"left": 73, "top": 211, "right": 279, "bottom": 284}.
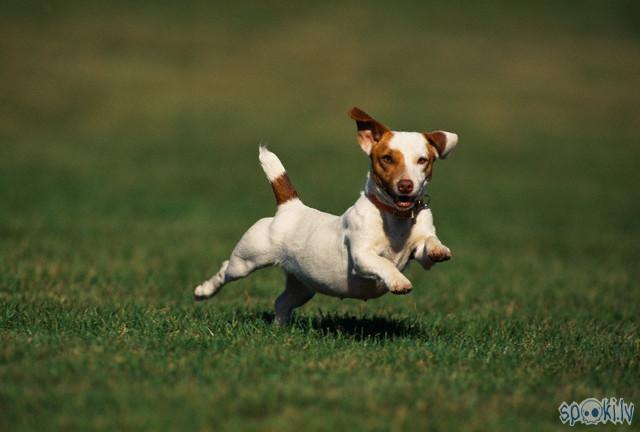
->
{"left": 258, "top": 311, "right": 425, "bottom": 341}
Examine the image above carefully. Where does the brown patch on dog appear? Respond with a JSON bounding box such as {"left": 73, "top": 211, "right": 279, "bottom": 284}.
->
{"left": 348, "top": 107, "right": 389, "bottom": 141}
{"left": 270, "top": 173, "right": 298, "bottom": 205}
{"left": 369, "top": 131, "right": 405, "bottom": 194}
{"left": 424, "top": 141, "right": 438, "bottom": 181}
{"left": 424, "top": 131, "right": 448, "bottom": 158}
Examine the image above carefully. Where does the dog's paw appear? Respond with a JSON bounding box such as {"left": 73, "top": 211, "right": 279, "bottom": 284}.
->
{"left": 194, "top": 280, "right": 216, "bottom": 300}
{"left": 388, "top": 275, "right": 413, "bottom": 295}
{"left": 427, "top": 244, "right": 452, "bottom": 262}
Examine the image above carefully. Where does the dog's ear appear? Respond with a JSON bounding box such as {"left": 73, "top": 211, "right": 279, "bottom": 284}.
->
{"left": 348, "top": 107, "right": 389, "bottom": 155}
{"left": 424, "top": 131, "right": 458, "bottom": 159}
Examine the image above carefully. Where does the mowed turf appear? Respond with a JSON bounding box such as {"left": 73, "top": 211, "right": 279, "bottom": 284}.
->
{"left": 1, "top": 1, "right": 639, "bottom": 431}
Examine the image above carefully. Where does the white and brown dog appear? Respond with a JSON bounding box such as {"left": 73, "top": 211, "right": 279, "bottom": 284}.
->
{"left": 194, "top": 107, "right": 458, "bottom": 324}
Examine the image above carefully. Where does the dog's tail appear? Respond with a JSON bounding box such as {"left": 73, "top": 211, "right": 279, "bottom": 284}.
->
{"left": 259, "top": 146, "right": 299, "bottom": 206}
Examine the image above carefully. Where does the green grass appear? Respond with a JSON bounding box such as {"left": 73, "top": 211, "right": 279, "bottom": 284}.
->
{"left": 1, "top": 1, "right": 639, "bottom": 430}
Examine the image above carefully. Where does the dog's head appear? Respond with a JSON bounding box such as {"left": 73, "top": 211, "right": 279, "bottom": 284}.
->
{"left": 349, "top": 107, "right": 458, "bottom": 209}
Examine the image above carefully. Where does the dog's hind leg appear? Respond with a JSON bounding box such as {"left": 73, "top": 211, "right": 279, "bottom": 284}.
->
{"left": 274, "top": 273, "right": 315, "bottom": 325}
{"left": 194, "top": 217, "right": 278, "bottom": 300}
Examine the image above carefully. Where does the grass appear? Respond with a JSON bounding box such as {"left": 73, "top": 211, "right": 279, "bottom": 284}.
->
{"left": 1, "top": 1, "right": 639, "bottom": 430}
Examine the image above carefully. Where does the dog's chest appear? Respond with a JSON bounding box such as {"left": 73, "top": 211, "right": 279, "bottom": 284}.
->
{"left": 377, "top": 220, "right": 417, "bottom": 269}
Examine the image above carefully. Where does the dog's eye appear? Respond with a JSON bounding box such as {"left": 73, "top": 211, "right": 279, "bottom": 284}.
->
{"left": 417, "top": 157, "right": 428, "bottom": 164}
{"left": 381, "top": 155, "right": 394, "bottom": 164}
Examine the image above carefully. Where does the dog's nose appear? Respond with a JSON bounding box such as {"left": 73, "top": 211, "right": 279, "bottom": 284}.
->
{"left": 397, "top": 179, "right": 414, "bottom": 194}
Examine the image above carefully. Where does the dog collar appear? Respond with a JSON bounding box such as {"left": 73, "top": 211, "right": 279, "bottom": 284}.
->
{"left": 366, "top": 193, "right": 430, "bottom": 219}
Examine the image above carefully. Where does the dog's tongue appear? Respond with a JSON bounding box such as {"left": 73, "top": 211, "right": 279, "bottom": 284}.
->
{"left": 395, "top": 200, "right": 414, "bottom": 209}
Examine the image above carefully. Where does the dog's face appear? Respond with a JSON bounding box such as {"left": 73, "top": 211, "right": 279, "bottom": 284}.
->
{"left": 349, "top": 107, "right": 458, "bottom": 209}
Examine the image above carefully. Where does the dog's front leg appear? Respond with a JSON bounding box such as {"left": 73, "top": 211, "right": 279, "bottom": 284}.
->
{"left": 350, "top": 248, "right": 413, "bottom": 295}
{"left": 414, "top": 235, "right": 452, "bottom": 270}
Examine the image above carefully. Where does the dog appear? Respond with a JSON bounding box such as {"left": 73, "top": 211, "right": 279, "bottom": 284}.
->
{"left": 194, "top": 107, "right": 458, "bottom": 324}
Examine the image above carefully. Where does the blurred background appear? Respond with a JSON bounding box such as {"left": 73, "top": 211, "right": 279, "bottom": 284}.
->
{"left": 2, "top": 1, "right": 639, "bottom": 240}
{"left": 2, "top": 0, "right": 639, "bottom": 294}
{"left": 1, "top": 1, "right": 639, "bottom": 430}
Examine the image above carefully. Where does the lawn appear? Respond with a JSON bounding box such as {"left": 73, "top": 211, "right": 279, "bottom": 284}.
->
{"left": 1, "top": 1, "right": 639, "bottom": 430}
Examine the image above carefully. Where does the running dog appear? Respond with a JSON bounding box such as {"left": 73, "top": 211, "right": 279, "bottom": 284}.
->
{"left": 194, "top": 107, "right": 458, "bottom": 324}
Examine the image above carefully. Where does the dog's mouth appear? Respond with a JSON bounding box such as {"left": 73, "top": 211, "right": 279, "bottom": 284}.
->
{"left": 393, "top": 194, "right": 417, "bottom": 209}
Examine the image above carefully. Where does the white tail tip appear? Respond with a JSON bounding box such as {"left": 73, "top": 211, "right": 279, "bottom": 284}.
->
{"left": 259, "top": 145, "right": 286, "bottom": 181}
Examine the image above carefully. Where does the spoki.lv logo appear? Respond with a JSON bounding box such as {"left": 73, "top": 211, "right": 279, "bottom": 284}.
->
{"left": 559, "top": 397, "right": 634, "bottom": 426}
